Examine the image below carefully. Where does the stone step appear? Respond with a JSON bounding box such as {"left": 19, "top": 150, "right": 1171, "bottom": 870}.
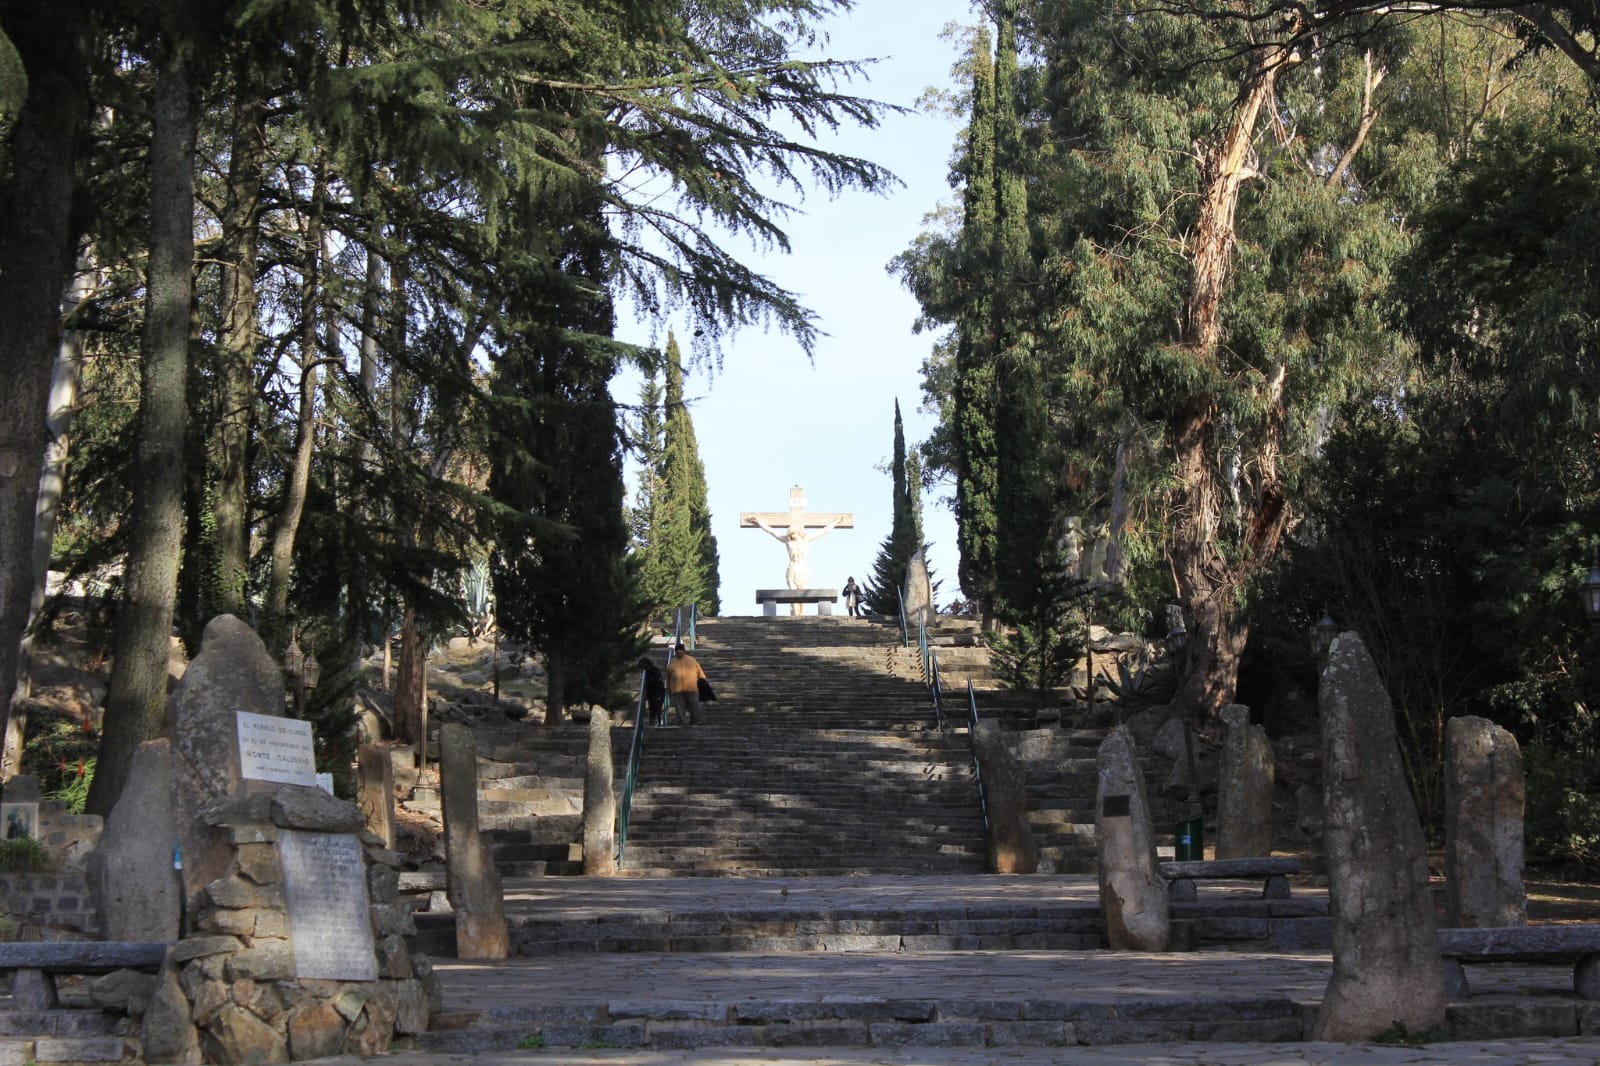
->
{"left": 0, "top": 1009, "right": 124, "bottom": 1038}
{"left": 0, "top": 1035, "right": 139, "bottom": 1063}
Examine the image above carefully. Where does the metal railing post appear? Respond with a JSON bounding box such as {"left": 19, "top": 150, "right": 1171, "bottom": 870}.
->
{"left": 616, "top": 672, "right": 649, "bottom": 862}
{"left": 967, "top": 679, "right": 989, "bottom": 830}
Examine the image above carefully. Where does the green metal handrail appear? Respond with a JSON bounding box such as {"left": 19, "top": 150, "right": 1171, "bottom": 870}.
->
{"left": 917, "top": 618, "right": 932, "bottom": 683}
{"left": 675, "top": 603, "right": 698, "bottom": 650}
{"left": 897, "top": 588, "right": 908, "bottom": 647}
{"left": 615, "top": 671, "right": 650, "bottom": 863}
{"left": 966, "top": 679, "right": 990, "bottom": 831}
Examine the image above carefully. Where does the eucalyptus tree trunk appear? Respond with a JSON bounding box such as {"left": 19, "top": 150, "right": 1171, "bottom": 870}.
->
{"left": 1168, "top": 43, "right": 1292, "bottom": 724}
{"left": 210, "top": 65, "right": 268, "bottom": 622}
{"left": 89, "top": 43, "right": 197, "bottom": 817}
{"left": 4, "top": 262, "right": 92, "bottom": 778}
{"left": 0, "top": 8, "right": 89, "bottom": 778}
{"left": 265, "top": 165, "right": 326, "bottom": 629}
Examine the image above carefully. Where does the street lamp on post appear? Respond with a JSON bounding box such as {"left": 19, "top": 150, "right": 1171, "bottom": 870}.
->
{"left": 1583, "top": 550, "right": 1600, "bottom": 624}
{"left": 284, "top": 634, "right": 307, "bottom": 719}
{"left": 1310, "top": 611, "right": 1338, "bottom": 667}
{"left": 302, "top": 650, "right": 321, "bottom": 695}
{"left": 1164, "top": 604, "right": 1187, "bottom": 659}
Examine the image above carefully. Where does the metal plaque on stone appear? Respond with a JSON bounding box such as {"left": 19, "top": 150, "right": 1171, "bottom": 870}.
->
{"left": 277, "top": 830, "right": 377, "bottom": 981}
{"left": 1101, "top": 794, "right": 1132, "bottom": 818}
{"left": 237, "top": 711, "right": 318, "bottom": 787}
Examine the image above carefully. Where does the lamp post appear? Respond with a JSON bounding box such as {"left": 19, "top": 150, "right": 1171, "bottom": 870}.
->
{"left": 1583, "top": 550, "right": 1600, "bottom": 624}
{"left": 1310, "top": 611, "right": 1338, "bottom": 668}
{"left": 284, "top": 634, "right": 311, "bottom": 719}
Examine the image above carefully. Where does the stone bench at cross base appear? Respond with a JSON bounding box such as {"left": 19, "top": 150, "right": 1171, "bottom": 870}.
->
{"left": 0, "top": 941, "right": 169, "bottom": 1009}
{"left": 1160, "top": 857, "right": 1302, "bottom": 901}
{"left": 1439, "top": 925, "right": 1600, "bottom": 1000}
{"left": 755, "top": 588, "right": 839, "bottom": 616}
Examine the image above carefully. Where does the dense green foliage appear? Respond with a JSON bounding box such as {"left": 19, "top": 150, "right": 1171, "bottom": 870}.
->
{"left": 632, "top": 334, "right": 722, "bottom": 623}
{"left": 901, "top": 0, "right": 1600, "bottom": 862}
{"left": 0, "top": 0, "right": 892, "bottom": 807}
{"left": 864, "top": 400, "right": 923, "bottom": 615}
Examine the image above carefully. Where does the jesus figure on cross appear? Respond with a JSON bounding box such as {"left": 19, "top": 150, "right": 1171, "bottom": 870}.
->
{"left": 741, "top": 486, "right": 854, "bottom": 614}
{"left": 750, "top": 513, "right": 844, "bottom": 591}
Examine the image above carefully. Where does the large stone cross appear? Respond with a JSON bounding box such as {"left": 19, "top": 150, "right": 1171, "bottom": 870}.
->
{"left": 740, "top": 486, "right": 853, "bottom": 606}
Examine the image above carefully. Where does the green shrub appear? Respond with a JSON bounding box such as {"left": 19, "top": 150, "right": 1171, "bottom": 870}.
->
{"left": 47, "top": 758, "right": 94, "bottom": 814}
{"left": 0, "top": 836, "right": 49, "bottom": 872}
{"left": 1526, "top": 738, "right": 1600, "bottom": 875}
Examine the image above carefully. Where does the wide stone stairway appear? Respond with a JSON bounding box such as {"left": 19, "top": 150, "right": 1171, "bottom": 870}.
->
{"left": 404, "top": 615, "right": 1361, "bottom": 1054}
{"left": 616, "top": 615, "right": 989, "bottom": 877}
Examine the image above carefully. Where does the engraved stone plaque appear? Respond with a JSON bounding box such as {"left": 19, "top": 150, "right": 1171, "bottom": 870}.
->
{"left": 1101, "top": 794, "right": 1131, "bottom": 818}
{"left": 277, "top": 830, "right": 377, "bottom": 981}
{"left": 237, "top": 711, "right": 318, "bottom": 787}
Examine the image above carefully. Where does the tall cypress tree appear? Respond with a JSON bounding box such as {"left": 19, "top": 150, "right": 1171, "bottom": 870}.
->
{"left": 490, "top": 177, "right": 647, "bottom": 723}
{"left": 989, "top": 0, "right": 1055, "bottom": 627}
{"left": 866, "top": 400, "right": 922, "bottom": 615}
{"left": 952, "top": 27, "right": 1001, "bottom": 628}
{"left": 664, "top": 336, "right": 721, "bottom": 616}
{"left": 634, "top": 332, "right": 720, "bottom": 620}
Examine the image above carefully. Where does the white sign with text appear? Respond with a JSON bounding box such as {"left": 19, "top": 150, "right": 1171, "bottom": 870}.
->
{"left": 237, "top": 711, "right": 317, "bottom": 787}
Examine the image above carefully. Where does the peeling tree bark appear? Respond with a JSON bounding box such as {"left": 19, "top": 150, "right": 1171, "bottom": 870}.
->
{"left": 1169, "top": 42, "right": 1296, "bottom": 724}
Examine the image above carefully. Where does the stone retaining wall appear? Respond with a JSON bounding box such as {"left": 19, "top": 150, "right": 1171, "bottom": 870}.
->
{"left": 0, "top": 870, "right": 99, "bottom": 939}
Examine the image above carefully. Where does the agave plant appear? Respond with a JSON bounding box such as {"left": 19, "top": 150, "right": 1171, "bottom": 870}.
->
{"left": 1101, "top": 653, "right": 1177, "bottom": 710}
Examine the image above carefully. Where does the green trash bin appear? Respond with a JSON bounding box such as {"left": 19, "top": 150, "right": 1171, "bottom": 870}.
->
{"left": 1174, "top": 816, "right": 1204, "bottom": 861}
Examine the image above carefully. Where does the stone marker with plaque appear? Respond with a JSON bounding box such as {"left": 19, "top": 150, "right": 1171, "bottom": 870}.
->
{"left": 237, "top": 711, "right": 318, "bottom": 788}
{"left": 277, "top": 830, "right": 378, "bottom": 981}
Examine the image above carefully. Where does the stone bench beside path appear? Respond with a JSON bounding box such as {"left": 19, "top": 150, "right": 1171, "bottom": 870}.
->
{"left": 1440, "top": 924, "right": 1600, "bottom": 999}
{"left": 1160, "top": 857, "right": 1302, "bottom": 901}
{"left": 755, "top": 588, "right": 839, "bottom": 616}
{"left": 0, "top": 941, "right": 168, "bottom": 1010}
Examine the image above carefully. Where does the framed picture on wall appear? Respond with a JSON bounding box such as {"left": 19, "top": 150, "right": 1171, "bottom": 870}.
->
{"left": 1, "top": 802, "right": 39, "bottom": 841}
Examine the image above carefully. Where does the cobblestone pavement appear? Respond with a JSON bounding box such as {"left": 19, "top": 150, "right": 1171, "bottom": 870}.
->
{"left": 327, "top": 876, "right": 1599, "bottom": 1065}
{"left": 310, "top": 1037, "right": 1600, "bottom": 1064}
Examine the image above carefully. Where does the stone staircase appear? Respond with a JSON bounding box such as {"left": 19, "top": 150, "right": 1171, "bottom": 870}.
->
{"left": 401, "top": 617, "right": 1352, "bottom": 1054}
{"left": 399, "top": 614, "right": 1185, "bottom": 883}
{"left": 616, "top": 616, "right": 989, "bottom": 876}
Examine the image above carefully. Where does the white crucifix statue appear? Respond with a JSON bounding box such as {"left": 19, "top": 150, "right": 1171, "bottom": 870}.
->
{"left": 741, "top": 486, "right": 853, "bottom": 615}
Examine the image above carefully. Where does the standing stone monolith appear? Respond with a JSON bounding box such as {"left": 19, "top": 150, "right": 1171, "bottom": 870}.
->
{"left": 1095, "top": 725, "right": 1168, "bottom": 950}
{"left": 583, "top": 709, "right": 617, "bottom": 876}
{"left": 1445, "top": 715, "right": 1526, "bottom": 928}
{"left": 88, "top": 738, "right": 182, "bottom": 941}
{"left": 970, "top": 721, "right": 1038, "bottom": 874}
{"left": 1216, "top": 704, "right": 1275, "bottom": 859}
{"left": 170, "top": 614, "right": 288, "bottom": 914}
{"left": 438, "top": 723, "right": 509, "bottom": 959}
{"left": 357, "top": 744, "right": 395, "bottom": 850}
{"left": 902, "top": 548, "right": 934, "bottom": 628}
{"left": 1313, "top": 631, "right": 1445, "bottom": 1042}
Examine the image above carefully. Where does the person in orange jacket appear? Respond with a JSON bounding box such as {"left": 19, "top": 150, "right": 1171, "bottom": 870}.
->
{"left": 665, "top": 642, "right": 708, "bottom": 726}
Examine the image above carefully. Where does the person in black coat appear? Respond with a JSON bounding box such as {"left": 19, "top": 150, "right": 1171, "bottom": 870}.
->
{"left": 842, "top": 576, "right": 863, "bottom": 617}
{"left": 637, "top": 656, "right": 667, "bottom": 726}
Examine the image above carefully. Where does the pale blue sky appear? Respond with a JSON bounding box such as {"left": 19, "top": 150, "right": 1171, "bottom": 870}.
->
{"left": 615, "top": 0, "right": 977, "bottom": 615}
